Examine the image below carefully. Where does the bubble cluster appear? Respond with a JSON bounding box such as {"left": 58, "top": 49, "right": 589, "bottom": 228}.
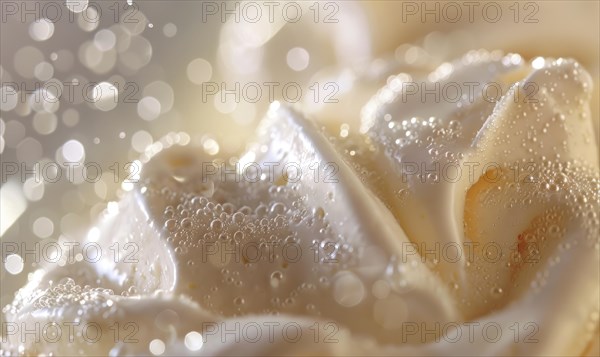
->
{"left": 2, "top": 277, "right": 114, "bottom": 318}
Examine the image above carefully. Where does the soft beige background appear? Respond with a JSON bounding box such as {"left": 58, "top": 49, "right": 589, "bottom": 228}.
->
{"left": 1, "top": 0, "right": 598, "bottom": 322}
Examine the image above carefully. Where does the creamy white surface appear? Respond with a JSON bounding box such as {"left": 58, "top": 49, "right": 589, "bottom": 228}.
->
{"left": 2, "top": 52, "right": 599, "bottom": 356}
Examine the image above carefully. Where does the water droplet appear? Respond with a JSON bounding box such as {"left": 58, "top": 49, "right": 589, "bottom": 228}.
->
{"left": 270, "top": 271, "right": 283, "bottom": 288}
{"left": 270, "top": 202, "right": 286, "bottom": 215}
{"left": 210, "top": 219, "right": 223, "bottom": 232}
{"left": 232, "top": 212, "right": 245, "bottom": 224}
{"left": 491, "top": 286, "right": 504, "bottom": 298}
{"left": 181, "top": 218, "right": 192, "bottom": 229}
{"left": 165, "top": 219, "right": 177, "bottom": 232}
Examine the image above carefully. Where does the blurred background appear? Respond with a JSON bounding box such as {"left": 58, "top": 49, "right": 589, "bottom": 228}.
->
{"left": 1, "top": 0, "right": 599, "bottom": 317}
